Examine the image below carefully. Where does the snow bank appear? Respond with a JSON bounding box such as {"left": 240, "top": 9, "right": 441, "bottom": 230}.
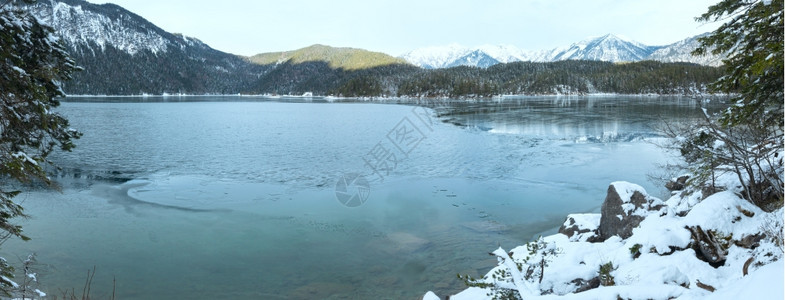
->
{"left": 682, "top": 191, "right": 765, "bottom": 237}
{"left": 706, "top": 259, "right": 784, "bottom": 300}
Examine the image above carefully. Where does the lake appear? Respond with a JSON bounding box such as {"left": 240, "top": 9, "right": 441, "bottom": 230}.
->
{"left": 3, "top": 95, "right": 725, "bottom": 299}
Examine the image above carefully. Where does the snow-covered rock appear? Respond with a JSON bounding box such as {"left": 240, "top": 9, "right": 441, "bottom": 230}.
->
{"left": 597, "top": 181, "right": 666, "bottom": 241}
{"left": 558, "top": 213, "right": 601, "bottom": 242}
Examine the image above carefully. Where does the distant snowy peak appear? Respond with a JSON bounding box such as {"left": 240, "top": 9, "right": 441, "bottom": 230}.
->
{"left": 400, "top": 44, "right": 472, "bottom": 69}
{"left": 402, "top": 33, "right": 722, "bottom": 69}
{"left": 446, "top": 50, "right": 500, "bottom": 68}
{"left": 551, "top": 34, "right": 661, "bottom": 62}
{"left": 648, "top": 33, "right": 723, "bottom": 67}
{"left": 401, "top": 44, "right": 530, "bottom": 69}
{"left": 475, "top": 45, "right": 529, "bottom": 63}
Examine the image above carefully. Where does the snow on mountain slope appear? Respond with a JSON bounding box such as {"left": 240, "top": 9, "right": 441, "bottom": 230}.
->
{"left": 476, "top": 45, "right": 529, "bottom": 63}
{"left": 403, "top": 44, "right": 539, "bottom": 69}
{"left": 551, "top": 34, "right": 661, "bottom": 62}
{"left": 29, "top": 0, "right": 171, "bottom": 55}
{"left": 647, "top": 34, "right": 723, "bottom": 67}
{"left": 400, "top": 44, "right": 473, "bottom": 69}
{"left": 446, "top": 49, "right": 501, "bottom": 68}
{"left": 524, "top": 48, "right": 561, "bottom": 63}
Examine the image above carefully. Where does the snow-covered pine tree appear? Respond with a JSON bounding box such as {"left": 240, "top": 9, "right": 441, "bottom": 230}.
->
{"left": 694, "top": 0, "right": 784, "bottom": 129}
{"left": 0, "top": 0, "right": 80, "bottom": 294}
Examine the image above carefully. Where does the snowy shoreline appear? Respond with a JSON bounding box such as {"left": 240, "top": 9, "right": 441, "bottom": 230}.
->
{"left": 61, "top": 93, "right": 732, "bottom": 102}
{"left": 425, "top": 179, "right": 784, "bottom": 300}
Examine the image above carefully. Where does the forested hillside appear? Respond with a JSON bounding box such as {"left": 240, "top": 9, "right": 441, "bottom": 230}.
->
{"left": 66, "top": 41, "right": 268, "bottom": 95}
{"left": 285, "top": 60, "right": 725, "bottom": 98}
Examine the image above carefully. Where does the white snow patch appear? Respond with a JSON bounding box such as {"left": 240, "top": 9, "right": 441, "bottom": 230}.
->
{"left": 707, "top": 259, "right": 783, "bottom": 300}
{"left": 682, "top": 191, "right": 765, "bottom": 237}
{"left": 12, "top": 151, "right": 38, "bottom": 166}
{"left": 11, "top": 66, "right": 27, "bottom": 76}
{"left": 422, "top": 291, "right": 439, "bottom": 300}
{"left": 562, "top": 214, "right": 600, "bottom": 231}
{"left": 2, "top": 276, "right": 19, "bottom": 288}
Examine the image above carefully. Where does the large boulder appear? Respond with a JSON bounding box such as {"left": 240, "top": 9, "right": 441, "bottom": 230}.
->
{"left": 595, "top": 182, "right": 666, "bottom": 242}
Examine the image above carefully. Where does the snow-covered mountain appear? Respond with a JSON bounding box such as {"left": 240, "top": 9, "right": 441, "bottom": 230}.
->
{"left": 33, "top": 0, "right": 170, "bottom": 55}
{"left": 399, "top": 44, "right": 474, "bottom": 69}
{"left": 474, "top": 45, "right": 530, "bottom": 63}
{"left": 402, "top": 34, "right": 722, "bottom": 69}
{"left": 647, "top": 33, "right": 723, "bottom": 67}
{"left": 401, "top": 44, "right": 528, "bottom": 68}
{"left": 445, "top": 50, "right": 500, "bottom": 68}
{"left": 21, "top": 0, "right": 266, "bottom": 95}
{"left": 549, "top": 34, "right": 661, "bottom": 62}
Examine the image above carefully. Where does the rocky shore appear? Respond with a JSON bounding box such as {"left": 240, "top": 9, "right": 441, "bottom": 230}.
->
{"left": 425, "top": 177, "right": 784, "bottom": 299}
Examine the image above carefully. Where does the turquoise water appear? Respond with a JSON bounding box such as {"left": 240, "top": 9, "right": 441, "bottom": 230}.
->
{"left": 3, "top": 96, "right": 724, "bottom": 299}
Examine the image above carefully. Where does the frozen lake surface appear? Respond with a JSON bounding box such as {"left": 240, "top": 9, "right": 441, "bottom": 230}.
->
{"left": 4, "top": 96, "right": 726, "bottom": 299}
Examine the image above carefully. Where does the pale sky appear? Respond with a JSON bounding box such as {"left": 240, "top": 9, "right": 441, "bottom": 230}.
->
{"left": 86, "top": 0, "right": 722, "bottom": 57}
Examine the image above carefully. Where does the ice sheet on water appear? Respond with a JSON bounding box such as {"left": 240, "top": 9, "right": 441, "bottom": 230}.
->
{"left": 124, "top": 173, "right": 284, "bottom": 211}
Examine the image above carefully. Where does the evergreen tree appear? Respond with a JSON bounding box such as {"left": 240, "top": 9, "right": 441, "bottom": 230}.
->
{"left": 0, "top": 1, "right": 80, "bottom": 294}
{"left": 693, "top": 0, "right": 784, "bottom": 128}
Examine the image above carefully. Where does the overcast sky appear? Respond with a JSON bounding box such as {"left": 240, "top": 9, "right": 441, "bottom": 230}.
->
{"left": 86, "top": 0, "right": 722, "bottom": 57}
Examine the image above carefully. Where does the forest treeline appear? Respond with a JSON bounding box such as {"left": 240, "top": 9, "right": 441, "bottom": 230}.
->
{"left": 322, "top": 60, "right": 725, "bottom": 98}
{"left": 61, "top": 43, "right": 724, "bottom": 97}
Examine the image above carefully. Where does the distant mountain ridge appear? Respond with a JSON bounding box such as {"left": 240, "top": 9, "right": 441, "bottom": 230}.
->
{"left": 17, "top": 0, "right": 722, "bottom": 97}
{"left": 549, "top": 34, "right": 659, "bottom": 62}
{"left": 247, "top": 44, "right": 409, "bottom": 70}
{"left": 401, "top": 34, "right": 723, "bottom": 69}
